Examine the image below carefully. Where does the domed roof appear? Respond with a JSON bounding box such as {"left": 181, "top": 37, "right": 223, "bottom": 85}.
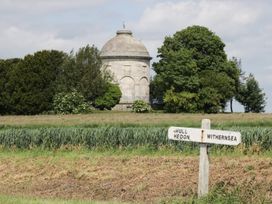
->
{"left": 100, "top": 29, "right": 151, "bottom": 60}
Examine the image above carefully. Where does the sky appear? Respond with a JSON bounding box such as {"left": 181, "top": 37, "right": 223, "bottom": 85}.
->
{"left": 0, "top": 0, "right": 271, "bottom": 112}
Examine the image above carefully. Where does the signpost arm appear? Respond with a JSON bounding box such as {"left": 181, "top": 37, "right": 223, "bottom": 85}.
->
{"left": 198, "top": 119, "right": 211, "bottom": 198}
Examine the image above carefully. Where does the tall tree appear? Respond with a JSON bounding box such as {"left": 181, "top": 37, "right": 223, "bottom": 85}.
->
{"left": 152, "top": 49, "right": 199, "bottom": 102}
{"left": 57, "top": 45, "right": 110, "bottom": 102}
{"left": 151, "top": 25, "right": 240, "bottom": 113}
{"left": 228, "top": 57, "right": 243, "bottom": 112}
{"left": 7, "top": 50, "right": 65, "bottom": 114}
{"left": 199, "top": 69, "right": 236, "bottom": 111}
{"left": 0, "top": 58, "right": 21, "bottom": 114}
{"left": 236, "top": 74, "right": 266, "bottom": 113}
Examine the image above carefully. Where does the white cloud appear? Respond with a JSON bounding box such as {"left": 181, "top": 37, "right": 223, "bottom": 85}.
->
{"left": 0, "top": 0, "right": 106, "bottom": 13}
{"left": 0, "top": 25, "right": 107, "bottom": 58}
{"left": 134, "top": 0, "right": 264, "bottom": 63}
{"left": 0, "top": 26, "right": 65, "bottom": 58}
{"left": 135, "top": 0, "right": 264, "bottom": 43}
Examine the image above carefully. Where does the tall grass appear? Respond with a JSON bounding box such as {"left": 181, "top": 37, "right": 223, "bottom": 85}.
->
{"left": 162, "top": 179, "right": 271, "bottom": 204}
{"left": 0, "top": 126, "right": 271, "bottom": 151}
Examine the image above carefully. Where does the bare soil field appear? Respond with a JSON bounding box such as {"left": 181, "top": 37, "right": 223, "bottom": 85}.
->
{"left": 0, "top": 153, "right": 271, "bottom": 203}
{"left": 0, "top": 112, "right": 272, "bottom": 127}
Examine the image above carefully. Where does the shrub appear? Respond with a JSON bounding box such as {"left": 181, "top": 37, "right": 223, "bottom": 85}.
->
{"left": 132, "top": 100, "right": 151, "bottom": 113}
{"left": 94, "top": 83, "right": 121, "bottom": 110}
{"left": 198, "top": 87, "right": 222, "bottom": 113}
{"left": 163, "top": 89, "right": 198, "bottom": 113}
{"left": 53, "top": 90, "right": 92, "bottom": 114}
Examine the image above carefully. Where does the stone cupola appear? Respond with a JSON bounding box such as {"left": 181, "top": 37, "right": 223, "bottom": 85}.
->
{"left": 101, "top": 28, "right": 152, "bottom": 109}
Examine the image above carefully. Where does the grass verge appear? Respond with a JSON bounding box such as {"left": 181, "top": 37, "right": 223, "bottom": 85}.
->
{"left": 0, "top": 195, "right": 126, "bottom": 204}
{"left": 0, "top": 146, "right": 271, "bottom": 159}
{"left": 1, "top": 112, "right": 272, "bottom": 128}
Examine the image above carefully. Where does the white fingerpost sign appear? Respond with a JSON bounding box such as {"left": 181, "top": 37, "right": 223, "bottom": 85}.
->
{"left": 168, "top": 119, "right": 241, "bottom": 198}
{"left": 168, "top": 126, "right": 241, "bottom": 145}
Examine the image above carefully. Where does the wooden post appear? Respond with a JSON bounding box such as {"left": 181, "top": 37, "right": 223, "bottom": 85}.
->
{"left": 198, "top": 119, "right": 211, "bottom": 197}
{"left": 168, "top": 119, "right": 241, "bottom": 198}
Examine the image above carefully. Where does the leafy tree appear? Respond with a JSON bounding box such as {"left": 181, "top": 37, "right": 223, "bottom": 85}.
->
{"left": 7, "top": 50, "right": 65, "bottom": 114}
{"left": 152, "top": 49, "right": 199, "bottom": 102}
{"left": 236, "top": 74, "right": 266, "bottom": 113}
{"left": 228, "top": 57, "right": 243, "bottom": 112}
{"left": 199, "top": 70, "right": 235, "bottom": 111}
{"left": 198, "top": 87, "right": 222, "bottom": 113}
{"left": 163, "top": 88, "right": 198, "bottom": 113}
{"left": 152, "top": 25, "right": 241, "bottom": 113}
{"left": 94, "top": 83, "right": 121, "bottom": 110}
{"left": 0, "top": 58, "right": 21, "bottom": 114}
{"left": 57, "top": 45, "right": 110, "bottom": 102}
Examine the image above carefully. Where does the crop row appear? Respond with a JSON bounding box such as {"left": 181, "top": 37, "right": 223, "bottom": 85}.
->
{"left": 0, "top": 126, "right": 271, "bottom": 150}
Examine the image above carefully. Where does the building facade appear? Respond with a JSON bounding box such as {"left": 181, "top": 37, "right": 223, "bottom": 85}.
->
{"left": 100, "top": 29, "right": 152, "bottom": 109}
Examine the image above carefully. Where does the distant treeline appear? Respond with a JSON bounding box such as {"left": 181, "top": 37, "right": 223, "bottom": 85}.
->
{"left": 0, "top": 26, "right": 266, "bottom": 115}
{"left": 0, "top": 45, "right": 121, "bottom": 115}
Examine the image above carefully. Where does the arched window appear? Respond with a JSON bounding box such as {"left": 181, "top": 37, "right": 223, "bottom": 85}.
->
{"left": 119, "top": 76, "right": 135, "bottom": 103}
{"left": 138, "top": 77, "right": 149, "bottom": 101}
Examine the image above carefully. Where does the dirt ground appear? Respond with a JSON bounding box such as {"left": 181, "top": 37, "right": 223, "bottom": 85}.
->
{"left": 0, "top": 155, "right": 271, "bottom": 203}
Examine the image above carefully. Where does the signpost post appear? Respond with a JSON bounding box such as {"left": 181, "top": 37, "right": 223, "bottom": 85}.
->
{"left": 168, "top": 119, "right": 241, "bottom": 198}
{"left": 198, "top": 119, "right": 210, "bottom": 197}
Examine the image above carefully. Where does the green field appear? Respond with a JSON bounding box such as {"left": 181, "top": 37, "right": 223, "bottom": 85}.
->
{"left": 1, "top": 112, "right": 272, "bottom": 127}
{"left": 0, "top": 125, "right": 271, "bottom": 153}
{"left": 0, "top": 112, "right": 271, "bottom": 153}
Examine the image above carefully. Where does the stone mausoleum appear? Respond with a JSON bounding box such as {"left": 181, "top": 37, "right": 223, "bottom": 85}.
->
{"left": 100, "top": 28, "right": 152, "bottom": 109}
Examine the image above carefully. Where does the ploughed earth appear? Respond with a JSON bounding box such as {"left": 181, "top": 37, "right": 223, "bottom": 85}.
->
{"left": 0, "top": 154, "right": 271, "bottom": 203}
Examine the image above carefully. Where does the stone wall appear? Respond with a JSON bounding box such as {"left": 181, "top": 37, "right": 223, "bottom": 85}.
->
{"left": 102, "top": 58, "right": 150, "bottom": 104}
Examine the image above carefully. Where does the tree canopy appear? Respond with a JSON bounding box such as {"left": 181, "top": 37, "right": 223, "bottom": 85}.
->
{"left": 236, "top": 74, "right": 266, "bottom": 113}
{"left": 151, "top": 25, "right": 241, "bottom": 113}
{"left": 0, "top": 45, "right": 121, "bottom": 115}
{"left": 57, "top": 45, "right": 111, "bottom": 102}
{"left": 7, "top": 50, "right": 65, "bottom": 114}
{"left": 0, "top": 58, "right": 21, "bottom": 114}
